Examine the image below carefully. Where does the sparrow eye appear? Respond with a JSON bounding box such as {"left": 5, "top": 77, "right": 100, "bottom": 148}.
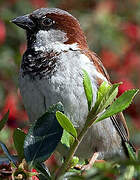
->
{"left": 42, "top": 18, "right": 54, "bottom": 27}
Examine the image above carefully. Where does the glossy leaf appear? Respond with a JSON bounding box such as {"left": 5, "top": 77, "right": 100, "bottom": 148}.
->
{"left": 0, "top": 111, "right": 9, "bottom": 131}
{"left": 94, "top": 89, "right": 139, "bottom": 124}
{"left": 123, "top": 165, "right": 135, "bottom": 180}
{"left": 0, "top": 141, "right": 17, "bottom": 166}
{"left": 96, "top": 83, "right": 120, "bottom": 113}
{"left": 83, "top": 69, "right": 93, "bottom": 111}
{"left": 24, "top": 102, "right": 63, "bottom": 164}
{"left": 0, "top": 156, "right": 18, "bottom": 166}
{"left": 70, "top": 156, "right": 79, "bottom": 168}
{"left": 61, "top": 130, "right": 74, "bottom": 148}
{"left": 13, "top": 128, "right": 26, "bottom": 161}
{"left": 89, "top": 82, "right": 111, "bottom": 115}
{"left": 96, "top": 81, "right": 111, "bottom": 104}
{"left": 87, "top": 83, "right": 119, "bottom": 124}
{"left": 34, "top": 163, "right": 51, "bottom": 180}
{"left": 56, "top": 111, "right": 77, "bottom": 138}
{"left": 61, "top": 130, "right": 71, "bottom": 148}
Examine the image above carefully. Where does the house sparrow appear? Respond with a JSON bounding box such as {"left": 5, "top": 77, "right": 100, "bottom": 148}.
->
{"left": 12, "top": 8, "right": 133, "bottom": 160}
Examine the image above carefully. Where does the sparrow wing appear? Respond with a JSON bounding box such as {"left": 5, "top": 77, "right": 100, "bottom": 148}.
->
{"left": 89, "top": 51, "right": 137, "bottom": 153}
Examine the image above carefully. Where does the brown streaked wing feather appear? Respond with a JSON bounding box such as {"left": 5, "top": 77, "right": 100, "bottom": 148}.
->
{"left": 82, "top": 49, "right": 110, "bottom": 81}
{"left": 115, "top": 112, "right": 129, "bottom": 139}
{"left": 91, "top": 52, "right": 110, "bottom": 82}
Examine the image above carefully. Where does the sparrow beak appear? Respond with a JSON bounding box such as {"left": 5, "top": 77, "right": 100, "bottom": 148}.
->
{"left": 11, "top": 14, "right": 35, "bottom": 30}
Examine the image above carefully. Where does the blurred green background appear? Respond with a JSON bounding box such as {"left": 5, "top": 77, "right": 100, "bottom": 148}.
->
{"left": 0, "top": 0, "right": 140, "bottom": 152}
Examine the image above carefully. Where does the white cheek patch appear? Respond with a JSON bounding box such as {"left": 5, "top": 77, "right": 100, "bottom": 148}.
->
{"left": 34, "top": 29, "right": 79, "bottom": 53}
{"left": 36, "top": 29, "right": 68, "bottom": 44}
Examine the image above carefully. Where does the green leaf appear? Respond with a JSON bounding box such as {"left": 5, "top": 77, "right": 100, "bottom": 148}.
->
{"left": 94, "top": 89, "right": 139, "bottom": 124}
{"left": 86, "top": 83, "right": 119, "bottom": 125}
{"left": 70, "top": 156, "right": 79, "bottom": 168}
{"left": 97, "top": 83, "right": 120, "bottom": 113}
{"left": 56, "top": 111, "right": 77, "bottom": 138}
{"left": 24, "top": 102, "right": 63, "bottom": 164}
{"left": 26, "top": 171, "right": 38, "bottom": 178}
{"left": 125, "top": 142, "right": 137, "bottom": 161}
{"left": 94, "top": 82, "right": 120, "bottom": 114}
{"left": 61, "top": 130, "right": 74, "bottom": 148}
{"left": 0, "top": 111, "right": 9, "bottom": 131}
{"left": 123, "top": 165, "right": 135, "bottom": 180}
{"left": 13, "top": 128, "right": 26, "bottom": 161}
{"left": 83, "top": 69, "right": 93, "bottom": 111}
{"left": 97, "top": 81, "right": 111, "bottom": 103}
{"left": 91, "top": 82, "right": 111, "bottom": 113}
{"left": 61, "top": 130, "right": 71, "bottom": 148}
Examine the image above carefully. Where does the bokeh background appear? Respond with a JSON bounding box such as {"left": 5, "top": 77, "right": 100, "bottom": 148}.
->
{"left": 0, "top": 0, "right": 140, "bottom": 155}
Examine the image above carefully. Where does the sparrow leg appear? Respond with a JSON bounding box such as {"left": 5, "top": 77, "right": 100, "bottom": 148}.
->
{"left": 81, "top": 152, "right": 99, "bottom": 171}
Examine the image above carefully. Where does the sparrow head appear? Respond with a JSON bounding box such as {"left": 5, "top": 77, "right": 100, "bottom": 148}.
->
{"left": 12, "top": 8, "right": 88, "bottom": 50}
